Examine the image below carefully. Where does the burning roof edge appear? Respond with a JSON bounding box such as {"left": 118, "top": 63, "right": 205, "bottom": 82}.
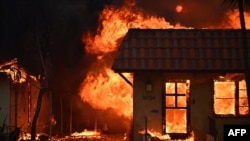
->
{"left": 0, "top": 58, "right": 39, "bottom": 85}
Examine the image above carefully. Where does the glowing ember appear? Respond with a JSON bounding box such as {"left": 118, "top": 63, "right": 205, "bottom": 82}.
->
{"left": 71, "top": 129, "right": 101, "bottom": 138}
{"left": 138, "top": 129, "right": 194, "bottom": 141}
{"left": 176, "top": 5, "right": 183, "bottom": 13}
{"left": 18, "top": 133, "right": 48, "bottom": 141}
{"left": 0, "top": 58, "right": 30, "bottom": 83}
{"left": 139, "top": 129, "right": 170, "bottom": 140}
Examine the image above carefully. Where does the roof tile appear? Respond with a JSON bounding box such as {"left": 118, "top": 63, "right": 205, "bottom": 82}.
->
{"left": 112, "top": 29, "right": 250, "bottom": 72}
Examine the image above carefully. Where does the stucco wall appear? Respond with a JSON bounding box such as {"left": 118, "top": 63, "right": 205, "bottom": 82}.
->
{"left": 133, "top": 72, "right": 163, "bottom": 141}
{"left": 190, "top": 74, "right": 250, "bottom": 141}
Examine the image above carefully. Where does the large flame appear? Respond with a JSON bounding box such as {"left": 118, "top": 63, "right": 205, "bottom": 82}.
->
{"left": 83, "top": 1, "right": 176, "bottom": 55}
{"left": 79, "top": 0, "right": 178, "bottom": 119}
{"left": 217, "top": 9, "right": 250, "bottom": 28}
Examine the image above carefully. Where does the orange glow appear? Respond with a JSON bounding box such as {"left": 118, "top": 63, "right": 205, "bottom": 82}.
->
{"left": 166, "top": 109, "right": 187, "bottom": 133}
{"left": 214, "top": 80, "right": 249, "bottom": 115}
{"left": 71, "top": 130, "right": 101, "bottom": 138}
{"left": 0, "top": 58, "right": 28, "bottom": 83}
{"left": 139, "top": 129, "right": 170, "bottom": 140}
{"left": 219, "top": 9, "right": 250, "bottom": 29}
{"left": 165, "top": 81, "right": 190, "bottom": 134}
{"left": 239, "top": 80, "right": 249, "bottom": 115}
{"left": 175, "top": 5, "right": 183, "bottom": 13}
{"left": 83, "top": 1, "right": 180, "bottom": 55}
{"left": 77, "top": 0, "right": 249, "bottom": 139}
{"left": 139, "top": 129, "right": 194, "bottom": 141}
{"left": 79, "top": 68, "right": 133, "bottom": 118}
{"left": 79, "top": 0, "right": 179, "bottom": 119}
{"left": 214, "top": 81, "right": 235, "bottom": 115}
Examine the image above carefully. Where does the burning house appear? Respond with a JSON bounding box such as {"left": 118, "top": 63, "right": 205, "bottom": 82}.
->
{"left": 0, "top": 59, "right": 50, "bottom": 140}
{"left": 111, "top": 28, "right": 250, "bottom": 141}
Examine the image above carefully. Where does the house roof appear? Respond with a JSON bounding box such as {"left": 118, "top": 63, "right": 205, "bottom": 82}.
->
{"left": 112, "top": 28, "right": 250, "bottom": 73}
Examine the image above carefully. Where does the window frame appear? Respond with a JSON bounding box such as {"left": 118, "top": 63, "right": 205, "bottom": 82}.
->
{"left": 213, "top": 79, "right": 249, "bottom": 117}
{"left": 163, "top": 80, "right": 191, "bottom": 139}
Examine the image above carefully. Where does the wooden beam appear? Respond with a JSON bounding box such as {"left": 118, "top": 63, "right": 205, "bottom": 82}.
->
{"left": 118, "top": 73, "right": 133, "bottom": 87}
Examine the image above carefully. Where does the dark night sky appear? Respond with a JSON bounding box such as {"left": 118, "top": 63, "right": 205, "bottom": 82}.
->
{"left": 0, "top": 0, "right": 231, "bottom": 134}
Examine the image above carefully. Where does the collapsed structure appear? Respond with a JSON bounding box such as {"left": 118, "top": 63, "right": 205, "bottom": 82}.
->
{"left": 0, "top": 58, "right": 50, "bottom": 140}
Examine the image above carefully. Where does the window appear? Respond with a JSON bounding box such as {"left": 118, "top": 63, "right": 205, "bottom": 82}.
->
{"left": 238, "top": 80, "right": 249, "bottom": 115}
{"left": 213, "top": 80, "right": 249, "bottom": 116}
{"left": 164, "top": 80, "right": 190, "bottom": 135}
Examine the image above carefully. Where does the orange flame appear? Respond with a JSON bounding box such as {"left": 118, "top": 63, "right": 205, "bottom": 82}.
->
{"left": 79, "top": 0, "right": 177, "bottom": 119}
{"left": 83, "top": 1, "right": 179, "bottom": 55}
{"left": 71, "top": 129, "right": 101, "bottom": 138}
{"left": 218, "top": 9, "right": 250, "bottom": 28}
{"left": 214, "top": 81, "right": 236, "bottom": 115}
{"left": 138, "top": 129, "right": 194, "bottom": 141}
{"left": 79, "top": 68, "right": 133, "bottom": 118}
{"left": 214, "top": 79, "right": 249, "bottom": 115}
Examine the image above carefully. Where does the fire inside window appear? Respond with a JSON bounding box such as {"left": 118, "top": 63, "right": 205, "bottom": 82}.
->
{"left": 164, "top": 80, "right": 190, "bottom": 135}
{"left": 213, "top": 80, "right": 249, "bottom": 116}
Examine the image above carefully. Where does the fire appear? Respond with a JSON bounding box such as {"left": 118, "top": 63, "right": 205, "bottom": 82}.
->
{"left": 138, "top": 129, "right": 194, "bottom": 141}
{"left": 79, "top": 0, "right": 178, "bottom": 119}
{"left": 214, "top": 81, "right": 235, "bottom": 115}
{"left": 71, "top": 129, "right": 101, "bottom": 138}
{"left": 79, "top": 68, "right": 133, "bottom": 118}
{"left": 219, "top": 9, "right": 250, "bottom": 28}
{"left": 78, "top": 0, "right": 249, "bottom": 140}
{"left": 0, "top": 58, "right": 29, "bottom": 83}
{"left": 83, "top": 1, "right": 175, "bottom": 55}
{"left": 165, "top": 81, "right": 190, "bottom": 134}
{"left": 214, "top": 79, "right": 249, "bottom": 115}
{"left": 239, "top": 80, "right": 249, "bottom": 115}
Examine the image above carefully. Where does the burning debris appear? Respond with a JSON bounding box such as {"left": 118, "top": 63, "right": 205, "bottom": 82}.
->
{"left": 70, "top": 129, "right": 101, "bottom": 139}
{"left": 139, "top": 129, "right": 195, "bottom": 141}
{"left": 0, "top": 58, "right": 28, "bottom": 84}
